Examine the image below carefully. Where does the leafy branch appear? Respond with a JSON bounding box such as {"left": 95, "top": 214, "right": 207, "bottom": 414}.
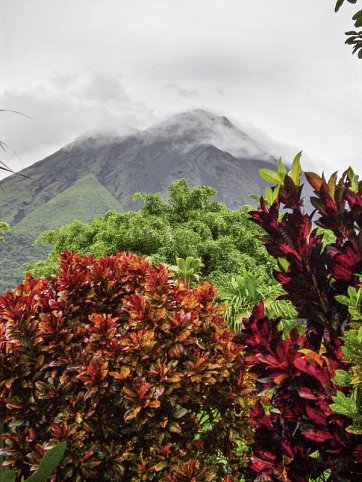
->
{"left": 335, "top": 0, "right": 362, "bottom": 58}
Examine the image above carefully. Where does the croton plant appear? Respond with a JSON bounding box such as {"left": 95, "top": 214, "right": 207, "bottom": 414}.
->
{"left": 0, "top": 251, "right": 251, "bottom": 481}
{"left": 241, "top": 159, "right": 362, "bottom": 481}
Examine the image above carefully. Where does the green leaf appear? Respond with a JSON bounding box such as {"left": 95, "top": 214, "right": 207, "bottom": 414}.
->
{"left": 309, "top": 450, "right": 320, "bottom": 459}
{"left": 259, "top": 169, "right": 283, "bottom": 185}
{"left": 264, "top": 187, "right": 274, "bottom": 206}
{"left": 346, "top": 424, "right": 362, "bottom": 435}
{"left": 173, "top": 406, "right": 189, "bottom": 419}
{"left": 264, "top": 185, "right": 280, "bottom": 206}
{"left": 335, "top": 0, "right": 345, "bottom": 12}
{"left": 352, "top": 10, "right": 362, "bottom": 21}
{"left": 289, "top": 151, "right": 302, "bottom": 184}
{"left": 331, "top": 390, "right": 358, "bottom": 418}
{"left": 334, "top": 369, "right": 352, "bottom": 386}
{"left": 346, "top": 167, "right": 359, "bottom": 192}
{"left": 277, "top": 257, "right": 290, "bottom": 273}
{"left": 0, "top": 469, "right": 16, "bottom": 482}
{"left": 176, "top": 257, "right": 185, "bottom": 270}
{"left": 25, "top": 442, "right": 66, "bottom": 482}
{"left": 327, "top": 171, "right": 338, "bottom": 198}
{"left": 354, "top": 13, "right": 362, "bottom": 28}
{"left": 335, "top": 294, "right": 350, "bottom": 306}
{"left": 250, "top": 194, "right": 260, "bottom": 203}
{"left": 276, "top": 158, "right": 287, "bottom": 178}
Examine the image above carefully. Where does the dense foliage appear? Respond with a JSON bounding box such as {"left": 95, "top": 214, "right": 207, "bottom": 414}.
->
{"left": 238, "top": 164, "right": 362, "bottom": 480}
{"left": 0, "top": 251, "right": 251, "bottom": 481}
{"left": 0, "top": 441, "right": 67, "bottom": 482}
{"left": 29, "top": 179, "right": 271, "bottom": 290}
{"left": 217, "top": 272, "right": 297, "bottom": 333}
{"left": 331, "top": 278, "right": 362, "bottom": 435}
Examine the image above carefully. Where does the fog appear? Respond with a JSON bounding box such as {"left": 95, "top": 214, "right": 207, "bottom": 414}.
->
{"left": 1, "top": 0, "right": 361, "bottom": 178}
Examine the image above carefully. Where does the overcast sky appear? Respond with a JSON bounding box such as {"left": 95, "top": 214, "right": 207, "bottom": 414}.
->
{"left": 1, "top": 0, "right": 361, "bottom": 178}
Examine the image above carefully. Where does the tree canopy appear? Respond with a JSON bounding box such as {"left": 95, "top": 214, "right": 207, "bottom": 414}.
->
{"left": 30, "top": 179, "right": 272, "bottom": 289}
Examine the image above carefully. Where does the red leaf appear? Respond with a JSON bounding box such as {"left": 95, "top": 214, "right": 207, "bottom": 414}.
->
{"left": 302, "top": 428, "right": 331, "bottom": 443}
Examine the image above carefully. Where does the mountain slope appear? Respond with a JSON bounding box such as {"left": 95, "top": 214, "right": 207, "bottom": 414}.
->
{"left": 0, "top": 109, "right": 277, "bottom": 292}
{"left": 0, "top": 174, "right": 122, "bottom": 290}
{"left": 14, "top": 173, "right": 122, "bottom": 234}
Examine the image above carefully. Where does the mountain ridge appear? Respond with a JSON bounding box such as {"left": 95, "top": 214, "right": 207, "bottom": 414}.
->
{"left": 0, "top": 109, "right": 276, "bottom": 291}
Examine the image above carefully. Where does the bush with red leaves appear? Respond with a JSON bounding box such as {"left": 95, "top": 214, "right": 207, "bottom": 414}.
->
{"left": 241, "top": 167, "right": 362, "bottom": 481}
{"left": 0, "top": 251, "right": 249, "bottom": 481}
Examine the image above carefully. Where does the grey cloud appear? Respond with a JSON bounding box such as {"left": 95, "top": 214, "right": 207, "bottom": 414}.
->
{"left": 1, "top": 0, "right": 361, "bottom": 178}
{"left": 162, "top": 84, "right": 198, "bottom": 99}
{"left": 0, "top": 73, "right": 155, "bottom": 176}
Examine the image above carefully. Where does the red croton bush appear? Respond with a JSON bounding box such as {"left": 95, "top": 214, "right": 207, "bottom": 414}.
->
{"left": 0, "top": 251, "right": 250, "bottom": 481}
{"left": 241, "top": 167, "right": 362, "bottom": 481}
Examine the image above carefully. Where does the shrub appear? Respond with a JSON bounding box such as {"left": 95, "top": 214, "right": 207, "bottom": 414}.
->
{"left": 0, "top": 251, "right": 250, "bottom": 481}
{"left": 331, "top": 277, "right": 362, "bottom": 435}
{"left": 239, "top": 163, "right": 362, "bottom": 480}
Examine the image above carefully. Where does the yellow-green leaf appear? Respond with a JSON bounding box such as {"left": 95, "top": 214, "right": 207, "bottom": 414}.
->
{"left": 259, "top": 169, "right": 283, "bottom": 185}
{"left": 124, "top": 406, "right": 142, "bottom": 422}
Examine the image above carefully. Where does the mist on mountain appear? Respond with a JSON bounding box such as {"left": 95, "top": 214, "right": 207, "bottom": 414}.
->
{"left": 0, "top": 109, "right": 280, "bottom": 292}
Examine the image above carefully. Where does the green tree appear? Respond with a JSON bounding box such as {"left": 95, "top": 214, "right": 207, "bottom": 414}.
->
{"left": 29, "top": 179, "right": 272, "bottom": 290}
{"left": 335, "top": 0, "right": 362, "bottom": 58}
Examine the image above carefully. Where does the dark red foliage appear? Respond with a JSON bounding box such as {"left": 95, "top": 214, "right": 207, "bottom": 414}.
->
{"left": 243, "top": 169, "right": 362, "bottom": 481}
{"left": 0, "top": 251, "right": 247, "bottom": 481}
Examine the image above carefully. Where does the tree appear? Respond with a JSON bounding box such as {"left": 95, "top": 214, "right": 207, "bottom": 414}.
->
{"left": 335, "top": 0, "right": 362, "bottom": 58}
{"left": 29, "top": 179, "right": 272, "bottom": 291}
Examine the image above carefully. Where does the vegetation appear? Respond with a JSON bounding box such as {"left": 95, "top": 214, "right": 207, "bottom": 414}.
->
{"left": 331, "top": 277, "right": 362, "bottom": 435}
{"left": 1, "top": 5, "right": 360, "bottom": 478}
{"left": 335, "top": 0, "right": 362, "bottom": 58}
{"left": 239, "top": 162, "right": 362, "bottom": 480}
{"left": 169, "top": 256, "right": 205, "bottom": 286}
{"left": 0, "top": 222, "right": 9, "bottom": 243}
{"left": 1, "top": 159, "right": 361, "bottom": 481}
{"left": 29, "top": 179, "right": 272, "bottom": 290}
{"left": 217, "top": 272, "right": 297, "bottom": 333}
{"left": 0, "top": 251, "right": 252, "bottom": 481}
{"left": 0, "top": 174, "right": 123, "bottom": 293}
{"left": 0, "top": 441, "right": 66, "bottom": 482}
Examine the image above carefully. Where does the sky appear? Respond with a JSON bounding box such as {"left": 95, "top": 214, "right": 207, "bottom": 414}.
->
{"left": 1, "top": 0, "right": 361, "bottom": 178}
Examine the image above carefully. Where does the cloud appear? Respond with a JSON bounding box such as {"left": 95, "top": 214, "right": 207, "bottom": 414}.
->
{"left": 1, "top": 0, "right": 361, "bottom": 178}
{"left": 161, "top": 84, "right": 198, "bottom": 99}
{"left": 0, "top": 73, "right": 155, "bottom": 176}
